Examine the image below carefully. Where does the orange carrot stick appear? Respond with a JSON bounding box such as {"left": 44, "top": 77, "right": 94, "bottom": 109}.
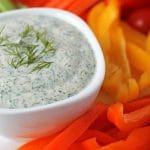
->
{"left": 43, "top": 103, "right": 107, "bottom": 150}
{"left": 91, "top": 107, "right": 114, "bottom": 131}
{"left": 18, "top": 133, "right": 59, "bottom": 150}
{"left": 56, "top": 0, "right": 75, "bottom": 9}
{"left": 44, "top": 0, "right": 62, "bottom": 7}
{"left": 19, "top": 0, "right": 49, "bottom": 7}
{"left": 98, "top": 126, "right": 150, "bottom": 150}
{"left": 124, "top": 97, "right": 150, "bottom": 113}
{"left": 78, "top": 129, "right": 115, "bottom": 145}
{"left": 107, "top": 128, "right": 128, "bottom": 140}
{"left": 107, "top": 103, "right": 150, "bottom": 131}
{"left": 81, "top": 138, "right": 101, "bottom": 150}
{"left": 67, "top": 0, "right": 99, "bottom": 15}
{"left": 68, "top": 142, "right": 84, "bottom": 150}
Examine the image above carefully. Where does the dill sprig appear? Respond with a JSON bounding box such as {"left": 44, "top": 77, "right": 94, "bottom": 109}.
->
{"left": 0, "top": 25, "right": 56, "bottom": 72}
{"left": 20, "top": 25, "right": 33, "bottom": 38}
{"left": 32, "top": 61, "right": 53, "bottom": 72}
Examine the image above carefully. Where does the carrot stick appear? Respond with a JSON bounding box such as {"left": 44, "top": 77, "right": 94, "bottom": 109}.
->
{"left": 44, "top": 0, "right": 62, "bottom": 7}
{"left": 43, "top": 103, "right": 107, "bottom": 150}
{"left": 98, "top": 126, "right": 150, "bottom": 150}
{"left": 107, "top": 128, "right": 128, "bottom": 140}
{"left": 107, "top": 103, "right": 150, "bottom": 131}
{"left": 78, "top": 129, "right": 115, "bottom": 145}
{"left": 56, "top": 0, "right": 75, "bottom": 9}
{"left": 18, "top": 133, "right": 59, "bottom": 150}
{"left": 90, "top": 107, "right": 114, "bottom": 131}
{"left": 124, "top": 97, "right": 150, "bottom": 113}
{"left": 19, "top": 0, "right": 48, "bottom": 7}
{"left": 67, "top": 0, "right": 99, "bottom": 15}
{"left": 68, "top": 142, "right": 84, "bottom": 150}
{"left": 44, "top": 0, "right": 75, "bottom": 9}
{"left": 81, "top": 138, "right": 101, "bottom": 150}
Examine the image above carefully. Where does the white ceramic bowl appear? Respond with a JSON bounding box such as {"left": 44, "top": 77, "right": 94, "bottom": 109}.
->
{"left": 0, "top": 8, "right": 105, "bottom": 138}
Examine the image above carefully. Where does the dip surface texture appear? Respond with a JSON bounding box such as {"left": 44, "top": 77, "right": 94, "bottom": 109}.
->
{"left": 0, "top": 14, "right": 95, "bottom": 109}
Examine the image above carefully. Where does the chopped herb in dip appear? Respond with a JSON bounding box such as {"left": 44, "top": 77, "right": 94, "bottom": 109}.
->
{"left": 0, "top": 14, "right": 96, "bottom": 109}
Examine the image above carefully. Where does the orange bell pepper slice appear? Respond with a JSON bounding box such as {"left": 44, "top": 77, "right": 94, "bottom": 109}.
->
{"left": 107, "top": 102, "right": 150, "bottom": 131}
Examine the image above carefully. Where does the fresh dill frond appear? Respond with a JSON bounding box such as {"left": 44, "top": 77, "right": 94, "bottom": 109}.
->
{"left": 20, "top": 25, "right": 33, "bottom": 38}
{"left": 42, "top": 39, "right": 56, "bottom": 53}
{"left": 25, "top": 45, "right": 39, "bottom": 65}
{"left": 0, "top": 26, "right": 5, "bottom": 35}
{"left": 0, "top": 25, "right": 56, "bottom": 72}
{"left": 0, "top": 26, "right": 7, "bottom": 44}
{"left": 32, "top": 61, "right": 53, "bottom": 72}
{"left": 9, "top": 58, "right": 23, "bottom": 69}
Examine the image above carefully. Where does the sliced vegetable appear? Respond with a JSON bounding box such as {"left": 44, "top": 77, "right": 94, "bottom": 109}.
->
{"left": 139, "top": 72, "right": 150, "bottom": 91}
{"left": 124, "top": 97, "right": 150, "bottom": 112}
{"left": 43, "top": 103, "right": 107, "bottom": 150}
{"left": 45, "top": 0, "right": 68, "bottom": 8}
{"left": 146, "top": 32, "right": 150, "bottom": 53}
{"left": 18, "top": 0, "right": 48, "bottom": 7}
{"left": 78, "top": 129, "right": 115, "bottom": 145}
{"left": 0, "top": 0, "right": 16, "bottom": 12}
{"left": 18, "top": 133, "right": 59, "bottom": 150}
{"left": 121, "top": 21, "right": 147, "bottom": 49}
{"left": 100, "top": 126, "right": 150, "bottom": 150}
{"left": 107, "top": 102, "right": 150, "bottom": 131}
{"left": 81, "top": 138, "right": 100, "bottom": 150}
{"left": 126, "top": 42, "right": 150, "bottom": 72}
{"left": 87, "top": 2, "right": 105, "bottom": 36}
{"left": 67, "top": 0, "right": 99, "bottom": 15}
{"left": 97, "top": 0, "right": 120, "bottom": 50}
{"left": 53, "top": 0, "right": 75, "bottom": 9}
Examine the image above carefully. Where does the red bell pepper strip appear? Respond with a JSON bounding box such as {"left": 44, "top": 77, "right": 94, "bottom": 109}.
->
{"left": 43, "top": 103, "right": 107, "bottom": 150}
{"left": 81, "top": 138, "right": 101, "bottom": 150}
{"left": 18, "top": 0, "right": 49, "bottom": 7}
{"left": 107, "top": 102, "right": 150, "bottom": 131}
{"left": 18, "top": 133, "right": 59, "bottom": 150}
{"left": 124, "top": 97, "right": 150, "bottom": 113}
{"left": 78, "top": 129, "right": 115, "bottom": 145}
{"left": 99, "top": 126, "right": 150, "bottom": 150}
{"left": 67, "top": 0, "right": 99, "bottom": 15}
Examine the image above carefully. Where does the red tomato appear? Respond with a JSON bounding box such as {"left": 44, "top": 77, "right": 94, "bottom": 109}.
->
{"left": 120, "top": 0, "right": 150, "bottom": 9}
{"left": 126, "top": 8, "right": 150, "bottom": 34}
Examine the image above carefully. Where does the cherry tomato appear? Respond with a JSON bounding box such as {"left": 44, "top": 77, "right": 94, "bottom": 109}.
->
{"left": 126, "top": 8, "right": 150, "bottom": 34}
{"left": 120, "top": 0, "right": 150, "bottom": 9}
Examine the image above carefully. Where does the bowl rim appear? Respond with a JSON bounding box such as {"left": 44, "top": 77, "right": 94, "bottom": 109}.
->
{"left": 0, "top": 8, "right": 105, "bottom": 114}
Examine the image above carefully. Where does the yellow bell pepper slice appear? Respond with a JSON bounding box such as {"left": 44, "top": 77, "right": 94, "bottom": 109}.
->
{"left": 97, "top": 0, "right": 120, "bottom": 51}
{"left": 126, "top": 42, "right": 150, "bottom": 73}
{"left": 87, "top": 2, "right": 105, "bottom": 37}
{"left": 110, "top": 24, "right": 131, "bottom": 78}
{"left": 139, "top": 72, "right": 150, "bottom": 91}
{"left": 121, "top": 22, "right": 147, "bottom": 49}
{"left": 127, "top": 78, "right": 139, "bottom": 102}
{"left": 146, "top": 32, "right": 150, "bottom": 53}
